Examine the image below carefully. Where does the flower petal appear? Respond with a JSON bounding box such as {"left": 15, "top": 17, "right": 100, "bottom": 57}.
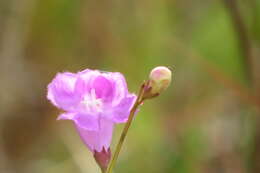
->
{"left": 57, "top": 112, "right": 76, "bottom": 120}
{"left": 112, "top": 94, "right": 136, "bottom": 123}
{"left": 93, "top": 76, "right": 113, "bottom": 100}
{"left": 47, "top": 72, "right": 78, "bottom": 111}
{"left": 74, "top": 70, "right": 101, "bottom": 97}
{"left": 73, "top": 113, "right": 99, "bottom": 131}
{"left": 104, "top": 72, "right": 129, "bottom": 105}
{"left": 75, "top": 118, "right": 114, "bottom": 152}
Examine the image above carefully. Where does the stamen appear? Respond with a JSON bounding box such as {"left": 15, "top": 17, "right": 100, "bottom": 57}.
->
{"left": 81, "top": 89, "right": 103, "bottom": 112}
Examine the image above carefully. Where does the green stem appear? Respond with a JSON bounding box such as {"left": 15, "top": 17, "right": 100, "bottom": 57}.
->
{"left": 105, "top": 84, "right": 146, "bottom": 173}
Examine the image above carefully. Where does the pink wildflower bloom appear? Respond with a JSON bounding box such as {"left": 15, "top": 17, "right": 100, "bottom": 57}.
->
{"left": 47, "top": 69, "right": 136, "bottom": 152}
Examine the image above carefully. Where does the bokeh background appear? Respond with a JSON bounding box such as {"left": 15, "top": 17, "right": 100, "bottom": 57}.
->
{"left": 1, "top": 0, "right": 260, "bottom": 172}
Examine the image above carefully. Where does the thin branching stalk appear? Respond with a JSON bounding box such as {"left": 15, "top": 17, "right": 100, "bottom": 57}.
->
{"left": 106, "top": 83, "right": 146, "bottom": 173}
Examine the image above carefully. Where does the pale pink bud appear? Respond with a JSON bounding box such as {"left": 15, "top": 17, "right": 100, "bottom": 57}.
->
{"left": 149, "top": 66, "right": 172, "bottom": 95}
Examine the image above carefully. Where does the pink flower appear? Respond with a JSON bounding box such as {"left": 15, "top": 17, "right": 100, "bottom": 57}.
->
{"left": 47, "top": 69, "right": 136, "bottom": 152}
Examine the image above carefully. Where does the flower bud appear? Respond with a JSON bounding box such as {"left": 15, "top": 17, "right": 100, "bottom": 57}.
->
{"left": 148, "top": 66, "right": 172, "bottom": 95}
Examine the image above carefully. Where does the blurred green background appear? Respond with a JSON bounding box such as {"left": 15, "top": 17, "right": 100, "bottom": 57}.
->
{"left": 1, "top": 0, "right": 260, "bottom": 172}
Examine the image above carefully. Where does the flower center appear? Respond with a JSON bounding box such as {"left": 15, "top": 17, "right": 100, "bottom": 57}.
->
{"left": 81, "top": 89, "right": 103, "bottom": 113}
